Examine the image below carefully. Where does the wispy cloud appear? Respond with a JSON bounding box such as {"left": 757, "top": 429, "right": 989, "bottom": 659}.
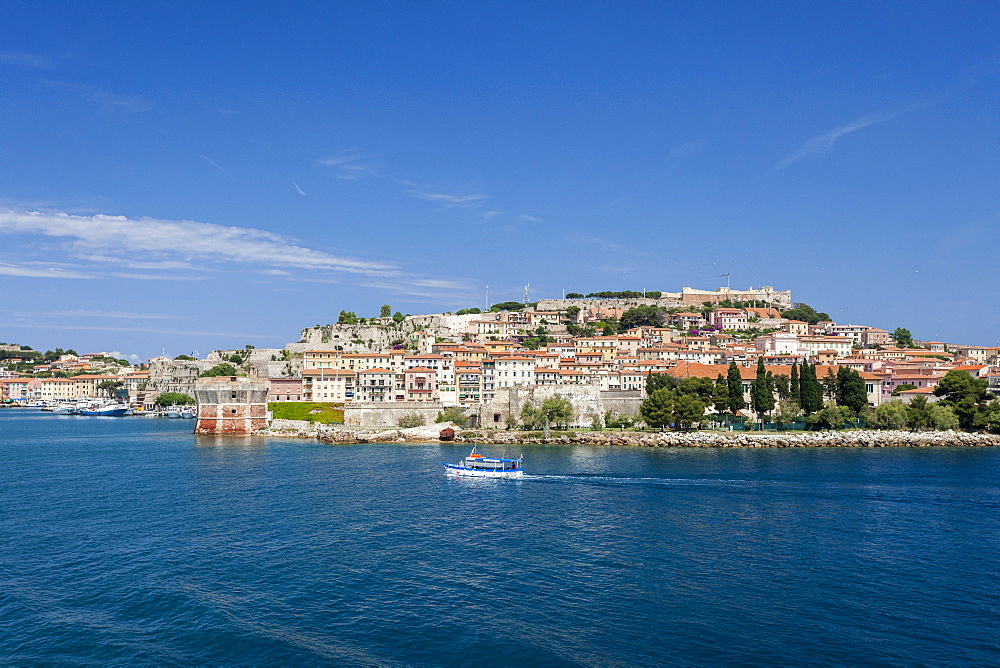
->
{"left": 408, "top": 191, "right": 490, "bottom": 207}
{"left": 316, "top": 149, "right": 381, "bottom": 180}
{"left": 1, "top": 321, "right": 287, "bottom": 340}
{"left": 359, "top": 276, "right": 477, "bottom": 302}
{"left": 0, "top": 261, "right": 93, "bottom": 279}
{"left": 0, "top": 210, "right": 396, "bottom": 276}
{"left": 19, "top": 309, "right": 181, "bottom": 320}
{"left": 46, "top": 80, "right": 151, "bottom": 113}
{"left": 200, "top": 154, "right": 235, "bottom": 179}
{"left": 1, "top": 51, "right": 52, "bottom": 68}
{"left": 777, "top": 114, "right": 891, "bottom": 168}
{"left": 292, "top": 181, "right": 307, "bottom": 196}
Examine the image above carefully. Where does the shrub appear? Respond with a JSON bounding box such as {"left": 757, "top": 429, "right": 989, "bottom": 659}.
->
{"left": 435, "top": 406, "right": 469, "bottom": 427}
{"left": 398, "top": 413, "right": 425, "bottom": 428}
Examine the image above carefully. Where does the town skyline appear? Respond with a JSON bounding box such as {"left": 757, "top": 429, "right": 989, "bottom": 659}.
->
{"left": 2, "top": 2, "right": 997, "bottom": 358}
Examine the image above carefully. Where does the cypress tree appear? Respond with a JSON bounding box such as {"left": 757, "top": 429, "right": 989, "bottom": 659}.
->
{"left": 801, "top": 362, "right": 822, "bottom": 413}
{"left": 790, "top": 362, "right": 800, "bottom": 404}
{"left": 727, "top": 361, "right": 746, "bottom": 413}
{"left": 750, "top": 358, "right": 776, "bottom": 425}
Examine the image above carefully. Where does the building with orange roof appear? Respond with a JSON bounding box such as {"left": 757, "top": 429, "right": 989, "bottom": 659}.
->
{"left": 302, "top": 368, "right": 356, "bottom": 402}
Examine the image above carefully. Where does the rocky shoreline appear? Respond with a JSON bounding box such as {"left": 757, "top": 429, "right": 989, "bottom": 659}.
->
{"left": 310, "top": 423, "right": 1000, "bottom": 448}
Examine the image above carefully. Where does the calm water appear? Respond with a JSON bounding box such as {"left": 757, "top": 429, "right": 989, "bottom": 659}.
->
{"left": 1, "top": 410, "right": 999, "bottom": 665}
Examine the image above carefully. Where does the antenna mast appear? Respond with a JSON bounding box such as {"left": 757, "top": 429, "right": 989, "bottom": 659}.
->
{"left": 524, "top": 283, "right": 530, "bottom": 304}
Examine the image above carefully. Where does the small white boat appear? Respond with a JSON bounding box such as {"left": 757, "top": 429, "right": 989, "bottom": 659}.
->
{"left": 179, "top": 408, "right": 196, "bottom": 419}
{"left": 443, "top": 447, "right": 524, "bottom": 478}
{"left": 52, "top": 403, "right": 76, "bottom": 415}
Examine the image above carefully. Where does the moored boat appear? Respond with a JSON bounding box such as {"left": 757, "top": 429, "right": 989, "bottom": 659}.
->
{"left": 78, "top": 402, "right": 129, "bottom": 417}
{"left": 443, "top": 447, "right": 524, "bottom": 478}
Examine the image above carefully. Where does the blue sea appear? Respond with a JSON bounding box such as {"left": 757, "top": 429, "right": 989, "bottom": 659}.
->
{"left": 1, "top": 409, "right": 999, "bottom": 665}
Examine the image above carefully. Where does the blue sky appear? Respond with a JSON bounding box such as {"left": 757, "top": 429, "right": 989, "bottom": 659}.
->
{"left": 1, "top": 1, "right": 997, "bottom": 360}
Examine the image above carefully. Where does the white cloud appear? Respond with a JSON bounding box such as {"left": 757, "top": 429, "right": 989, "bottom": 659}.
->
{"left": 46, "top": 81, "right": 151, "bottom": 113}
{"left": 292, "top": 181, "right": 307, "bottom": 196}
{"left": 201, "top": 154, "right": 235, "bottom": 179}
{"left": 408, "top": 191, "right": 490, "bottom": 207}
{"left": 777, "top": 114, "right": 891, "bottom": 167}
{"left": 316, "top": 149, "right": 381, "bottom": 179}
{"left": 39, "top": 310, "right": 181, "bottom": 320}
{"left": 0, "top": 210, "right": 396, "bottom": 275}
{"left": 1, "top": 51, "right": 52, "bottom": 68}
{"left": 0, "top": 262, "right": 93, "bottom": 279}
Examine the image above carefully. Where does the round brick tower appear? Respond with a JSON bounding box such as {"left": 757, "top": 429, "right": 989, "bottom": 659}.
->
{"left": 193, "top": 376, "right": 270, "bottom": 435}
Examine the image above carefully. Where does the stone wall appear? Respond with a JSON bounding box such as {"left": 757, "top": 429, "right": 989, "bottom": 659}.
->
{"left": 478, "top": 386, "right": 643, "bottom": 429}
{"left": 342, "top": 402, "right": 447, "bottom": 428}
{"left": 535, "top": 298, "right": 683, "bottom": 312}
{"left": 146, "top": 358, "right": 219, "bottom": 404}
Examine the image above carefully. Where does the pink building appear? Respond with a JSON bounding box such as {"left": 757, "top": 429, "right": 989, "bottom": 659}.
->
{"left": 707, "top": 308, "right": 749, "bottom": 331}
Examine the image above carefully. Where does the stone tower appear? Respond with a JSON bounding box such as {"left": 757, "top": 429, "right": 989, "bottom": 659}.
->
{"left": 193, "top": 376, "right": 270, "bottom": 435}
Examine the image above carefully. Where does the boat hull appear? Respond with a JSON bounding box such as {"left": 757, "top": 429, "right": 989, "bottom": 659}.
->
{"left": 79, "top": 408, "right": 129, "bottom": 417}
{"left": 443, "top": 464, "right": 524, "bottom": 479}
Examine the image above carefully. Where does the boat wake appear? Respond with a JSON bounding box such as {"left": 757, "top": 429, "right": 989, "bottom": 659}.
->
{"left": 521, "top": 473, "right": 747, "bottom": 487}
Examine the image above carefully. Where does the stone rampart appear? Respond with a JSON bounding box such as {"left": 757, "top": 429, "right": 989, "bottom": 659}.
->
{"left": 342, "top": 402, "right": 446, "bottom": 428}
{"left": 479, "top": 386, "right": 643, "bottom": 429}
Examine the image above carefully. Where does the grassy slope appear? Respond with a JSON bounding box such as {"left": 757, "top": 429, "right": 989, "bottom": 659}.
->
{"left": 268, "top": 402, "right": 344, "bottom": 424}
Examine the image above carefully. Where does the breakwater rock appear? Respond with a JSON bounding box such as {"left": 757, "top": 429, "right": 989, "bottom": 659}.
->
{"left": 315, "top": 428, "right": 1000, "bottom": 448}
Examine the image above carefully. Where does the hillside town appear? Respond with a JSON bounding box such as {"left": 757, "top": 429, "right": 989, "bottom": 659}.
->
{"left": 3, "top": 286, "right": 999, "bottom": 429}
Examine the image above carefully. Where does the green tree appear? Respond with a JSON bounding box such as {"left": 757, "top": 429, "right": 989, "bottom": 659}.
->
{"left": 435, "top": 406, "right": 469, "bottom": 427}
{"left": 822, "top": 367, "right": 839, "bottom": 401}
{"left": 774, "top": 398, "right": 802, "bottom": 430}
{"left": 933, "top": 369, "right": 990, "bottom": 429}
{"left": 154, "top": 392, "right": 194, "bottom": 406}
{"left": 174, "top": 354, "right": 196, "bottom": 361}
{"left": 455, "top": 307, "right": 482, "bottom": 315}
{"left": 539, "top": 395, "right": 574, "bottom": 431}
{"left": 873, "top": 400, "right": 909, "bottom": 429}
{"left": 647, "top": 372, "right": 679, "bottom": 395}
{"left": 836, "top": 367, "right": 868, "bottom": 412}
{"left": 490, "top": 301, "right": 525, "bottom": 312}
{"left": 398, "top": 413, "right": 425, "bottom": 428}
{"left": 892, "top": 327, "right": 914, "bottom": 348}
{"left": 750, "top": 358, "right": 776, "bottom": 425}
{"left": 564, "top": 305, "right": 581, "bottom": 321}
{"left": 726, "top": 361, "right": 746, "bottom": 413}
{"left": 565, "top": 292, "right": 585, "bottom": 299}
{"left": 200, "top": 363, "right": 239, "bottom": 377}
{"left": 393, "top": 312, "right": 405, "bottom": 323}
{"left": 97, "top": 380, "right": 124, "bottom": 397}
{"left": 975, "top": 399, "right": 1000, "bottom": 433}
{"left": 790, "top": 362, "right": 801, "bottom": 405}
{"left": 891, "top": 383, "right": 917, "bottom": 396}
{"left": 809, "top": 401, "right": 849, "bottom": 430}
{"left": 673, "top": 392, "right": 707, "bottom": 430}
{"left": 619, "top": 306, "right": 665, "bottom": 330}
{"left": 799, "top": 362, "right": 823, "bottom": 413}
{"left": 772, "top": 373, "right": 790, "bottom": 400}
{"left": 928, "top": 404, "right": 959, "bottom": 431}
{"left": 906, "top": 396, "right": 935, "bottom": 430}
{"left": 640, "top": 388, "right": 674, "bottom": 431}
{"left": 338, "top": 310, "right": 358, "bottom": 324}
{"left": 713, "top": 374, "right": 730, "bottom": 415}
{"left": 780, "top": 304, "right": 831, "bottom": 324}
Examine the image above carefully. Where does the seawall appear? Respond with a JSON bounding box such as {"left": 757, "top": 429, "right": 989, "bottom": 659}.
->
{"left": 314, "top": 428, "right": 1000, "bottom": 448}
